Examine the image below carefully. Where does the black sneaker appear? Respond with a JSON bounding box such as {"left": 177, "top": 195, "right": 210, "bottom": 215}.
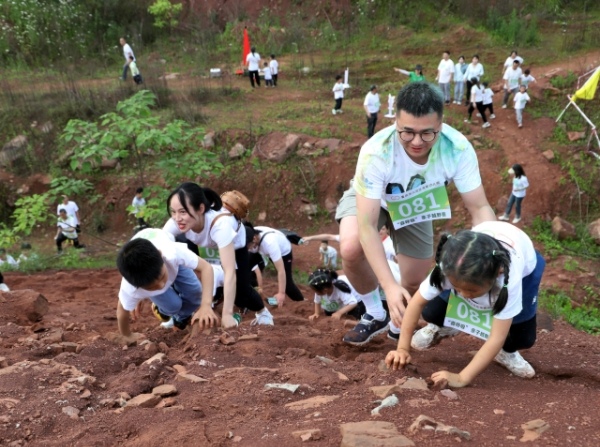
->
{"left": 387, "top": 329, "right": 400, "bottom": 341}
{"left": 342, "top": 312, "right": 390, "bottom": 346}
{"left": 173, "top": 315, "right": 192, "bottom": 330}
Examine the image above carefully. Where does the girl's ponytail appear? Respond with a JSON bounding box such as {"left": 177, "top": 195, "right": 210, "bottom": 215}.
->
{"left": 430, "top": 234, "right": 451, "bottom": 290}
{"left": 333, "top": 278, "right": 352, "bottom": 294}
{"left": 203, "top": 187, "right": 222, "bottom": 211}
{"left": 492, "top": 250, "right": 511, "bottom": 314}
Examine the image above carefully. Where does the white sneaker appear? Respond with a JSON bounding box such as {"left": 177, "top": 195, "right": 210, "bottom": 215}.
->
{"left": 332, "top": 109, "right": 337, "bottom": 115}
{"left": 0, "top": 283, "right": 9, "bottom": 292}
{"left": 476, "top": 113, "right": 481, "bottom": 117}
{"left": 502, "top": 104, "right": 507, "bottom": 109}
{"left": 482, "top": 122, "right": 491, "bottom": 128}
{"left": 411, "top": 323, "right": 459, "bottom": 350}
{"left": 338, "top": 109, "right": 343, "bottom": 114}
{"left": 464, "top": 119, "right": 470, "bottom": 123}
{"left": 498, "top": 214, "right": 510, "bottom": 221}
{"left": 494, "top": 349, "right": 535, "bottom": 378}
{"left": 160, "top": 318, "right": 175, "bottom": 329}
{"left": 251, "top": 307, "right": 274, "bottom": 326}
{"left": 512, "top": 217, "right": 521, "bottom": 224}
{"left": 518, "top": 123, "right": 523, "bottom": 128}
{"left": 490, "top": 114, "right": 496, "bottom": 119}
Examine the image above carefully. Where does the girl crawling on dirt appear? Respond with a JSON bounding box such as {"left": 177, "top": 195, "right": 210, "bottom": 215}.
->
{"left": 163, "top": 182, "right": 274, "bottom": 329}
{"left": 307, "top": 269, "right": 365, "bottom": 321}
{"left": 385, "top": 221, "right": 545, "bottom": 387}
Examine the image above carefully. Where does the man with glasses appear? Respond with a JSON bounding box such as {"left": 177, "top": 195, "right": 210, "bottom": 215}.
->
{"left": 335, "top": 81, "right": 495, "bottom": 346}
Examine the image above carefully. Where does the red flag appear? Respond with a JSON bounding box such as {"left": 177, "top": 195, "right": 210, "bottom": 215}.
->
{"left": 242, "top": 27, "right": 251, "bottom": 66}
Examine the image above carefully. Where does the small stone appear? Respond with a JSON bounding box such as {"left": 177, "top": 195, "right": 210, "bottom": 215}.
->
{"left": 79, "top": 389, "right": 91, "bottom": 399}
{"left": 0, "top": 357, "right": 8, "bottom": 368}
{"left": 232, "top": 436, "right": 242, "bottom": 442}
{"left": 152, "top": 384, "right": 178, "bottom": 397}
{"left": 61, "top": 406, "right": 80, "bottom": 420}
{"left": 494, "top": 409, "right": 505, "bottom": 415}
{"left": 292, "top": 429, "right": 322, "bottom": 441}
{"left": 61, "top": 342, "right": 79, "bottom": 353}
{"left": 219, "top": 333, "right": 236, "bottom": 345}
{"left": 158, "top": 342, "right": 169, "bottom": 353}
{"left": 238, "top": 334, "right": 258, "bottom": 341}
{"left": 125, "top": 393, "right": 162, "bottom": 408}
{"left": 542, "top": 150, "right": 555, "bottom": 161}
{"left": 173, "top": 364, "right": 187, "bottom": 374}
{"left": 176, "top": 373, "right": 208, "bottom": 383}
{"left": 119, "top": 392, "right": 132, "bottom": 400}
{"left": 440, "top": 389, "right": 458, "bottom": 400}
{"left": 143, "top": 353, "right": 166, "bottom": 365}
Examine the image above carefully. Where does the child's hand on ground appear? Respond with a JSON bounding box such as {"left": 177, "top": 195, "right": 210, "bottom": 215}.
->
{"left": 385, "top": 349, "right": 411, "bottom": 371}
{"left": 192, "top": 306, "right": 219, "bottom": 329}
{"left": 274, "top": 292, "right": 286, "bottom": 307}
{"left": 331, "top": 311, "right": 344, "bottom": 321}
{"left": 221, "top": 314, "right": 238, "bottom": 329}
{"left": 431, "top": 370, "right": 468, "bottom": 388}
{"left": 308, "top": 313, "right": 319, "bottom": 321}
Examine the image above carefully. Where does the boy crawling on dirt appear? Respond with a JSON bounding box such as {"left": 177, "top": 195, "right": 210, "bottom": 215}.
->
{"left": 115, "top": 228, "right": 217, "bottom": 345}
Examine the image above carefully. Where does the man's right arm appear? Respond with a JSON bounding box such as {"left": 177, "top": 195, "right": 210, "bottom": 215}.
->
{"left": 117, "top": 300, "right": 131, "bottom": 336}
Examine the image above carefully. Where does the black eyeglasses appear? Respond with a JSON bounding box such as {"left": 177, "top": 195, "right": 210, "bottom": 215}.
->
{"left": 396, "top": 128, "right": 439, "bottom": 143}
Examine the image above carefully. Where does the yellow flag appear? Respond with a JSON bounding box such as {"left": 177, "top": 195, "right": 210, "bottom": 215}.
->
{"left": 572, "top": 67, "right": 600, "bottom": 101}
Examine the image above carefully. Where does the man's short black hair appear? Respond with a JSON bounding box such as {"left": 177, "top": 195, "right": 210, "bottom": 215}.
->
{"left": 136, "top": 187, "right": 144, "bottom": 194}
{"left": 396, "top": 82, "right": 444, "bottom": 119}
{"left": 117, "top": 238, "right": 164, "bottom": 288}
{"left": 335, "top": 75, "right": 342, "bottom": 81}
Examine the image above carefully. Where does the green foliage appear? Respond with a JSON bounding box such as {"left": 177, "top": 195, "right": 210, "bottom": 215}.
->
{"left": 486, "top": 9, "right": 540, "bottom": 46}
{"left": 148, "top": 0, "right": 183, "bottom": 29}
{"left": 539, "top": 289, "right": 600, "bottom": 334}
{"left": 49, "top": 177, "right": 95, "bottom": 200}
{"left": 550, "top": 72, "right": 578, "bottom": 90}
{"left": 527, "top": 217, "right": 600, "bottom": 260}
{"left": 12, "top": 194, "right": 52, "bottom": 236}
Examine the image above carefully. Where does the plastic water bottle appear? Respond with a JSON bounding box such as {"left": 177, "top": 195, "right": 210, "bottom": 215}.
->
{"left": 233, "top": 313, "right": 242, "bottom": 325}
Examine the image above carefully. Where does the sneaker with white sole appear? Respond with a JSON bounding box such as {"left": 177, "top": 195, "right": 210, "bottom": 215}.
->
{"left": 160, "top": 318, "right": 175, "bottom": 329}
{"left": 342, "top": 312, "right": 390, "bottom": 346}
{"left": 411, "top": 323, "right": 460, "bottom": 350}
{"left": 502, "top": 104, "right": 507, "bottom": 109}
{"left": 498, "top": 214, "right": 510, "bottom": 221}
{"left": 512, "top": 217, "right": 521, "bottom": 224}
{"left": 387, "top": 328, "right": 400, "bottom": 341}
{"left": 482, "top": 122, "right": 491, "bottom": 128}
{"left": 0, "top": 283, "right": 10, "bottom": 292}
{"left": 490, "top": 114, "right": 496, "bottom": 119}
{"left": 494, "top": 349, "right": 535, "bottom": 378}
{"left": 476, "top": 113, "right": 481, "bottom": 117}
{"left": 332, "top": 109, "right": 337, "bottom": 115}
{"left": 251, "top": 307, "right": 274, "bottom": 326}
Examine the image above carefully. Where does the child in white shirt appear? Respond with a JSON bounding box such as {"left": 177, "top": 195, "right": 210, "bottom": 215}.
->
{"left": 499, "top": 164, "right": 529, "bottom": 224}
{"left": 263, "top": 62, "right": 273, "bottom": 87}
{"left": 269, "top": 54, "right": 279, "bottom": 86}
{"left": 513, "top": 85, "right": 531, "bottom": 128}
{"left": 332, "top": 75, "right": 344, "bottom": 115}
{"left": 481, "top": 82, "right": 495, "bottom": 119}
{"left": 520, "top": 69, "right": 536, "bottom": 90}
{"left": 131, "top": 187, "right": 148, "bottom": 229}
{"left": 308, "top": 269, "right": 365, "bottom": 321}
{"left": 319, "top": 241, "right": 338, "bottom": 268}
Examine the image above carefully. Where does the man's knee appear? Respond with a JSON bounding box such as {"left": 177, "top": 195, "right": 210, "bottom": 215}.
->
{"left": 340, "top": 237, "right": 364, "bottom": 264}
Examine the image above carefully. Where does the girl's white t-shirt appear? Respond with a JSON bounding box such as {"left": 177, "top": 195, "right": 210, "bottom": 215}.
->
{"left": 512, "top": 176, "right": 529, "bottom": 198}
{"left": 255, "top": 226, "right": 292, "bottom": 262}
{"left": 314, "top": 275, "right": 359, "bottom": 312}
{"left": 163, "top": 209, "right": 245, "bottom": 250}
{"left": 463, "top": 63, "right": 484, "bottom": 82}
{"left": 118, "top": 228, "right": 199, "bottom": 311}
{"left": 513, "top": 92, "right": 530, "bottom": 110}
{"left": 419, "top": 221, "right": 537, "bottom": 320}
{"left": 471, "top": 84, "right": 484, "bottom": 102}
{"left": 246, "top": 52, "right": 261, "bottom": 71}
{"left": 482, "top": 88, "right": 493, "bottom": 105}
{"left": 269, "top": 59, "right": 279, "bottom": 75}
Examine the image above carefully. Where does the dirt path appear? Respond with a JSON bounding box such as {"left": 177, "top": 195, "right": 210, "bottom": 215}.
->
{"left": 0, "top": 53, "right": 599, "bottom": 446}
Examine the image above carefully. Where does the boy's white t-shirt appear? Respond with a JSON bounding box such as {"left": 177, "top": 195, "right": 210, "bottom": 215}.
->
{"left": 512, "top": 176, "right": 529, "bottom": 198}
{"left": 269, "top": 59, "right": 279, "bottom": 75}
{"left": 246, "top": 52, "right": 261, "bottom": 71}
{"left": 520, "top": 74, "right": 536, "bottom": 88}
{"left": 263, "top": 66, "right": 272, "bottom": 80}
{"left": 419, "top": 221, "right": 537, "bottom": 320}
{"left": 471, "top": 84, "right": 484, "bottom": 102}
{"left": 122, "top": 43, "right": 135, "bottom": 62}
{"left": 57, "top": 201, "right": 79, "bottom": 225}
{"left": 482, "top": 88, "right": 494, "bottom": 105}
{"left": 319, "top": 245, "right": 338, "bottom": 265}
{"left": 504, "top": 56, "right": 524, "bottom": 70}
{"left": 354, "top": 123, "right": 482, "bottom": 208}
{"left": 513, "top": 92, "right": 530, "bottom": 110}
{"left": 314, "top": 275, "right": 359, "bottom": 312}
{"left": 503, "top": 67, "right": 523, "bottom": 89}
{"left": 132, "top": 196, "right": 146, "bottom": 215}
{"left": 118, "top": 228, "right": 199, "bottom": 312}
{"left": 255, "top": 226, "right": 291, "bottom": 262}
{"left": 333, "top": 82, "right": 344, "bottom": 99}
{"left": 437, "top": 59, "right": 455, "bottom": 83}
{"left": 163, "top": 209, "right": 245, "bottom": 250}
{"left": 363, "top": 92, "right": 380, "bottom": 114}
{"left": 57, "top": 215, "right": 78, "bottom": 239}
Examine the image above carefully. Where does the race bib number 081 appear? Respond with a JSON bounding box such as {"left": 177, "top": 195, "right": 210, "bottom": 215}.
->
{"left": 444, "top": 292, "right": 492, "bottom": 341}
{"left": 385, "top": 181, "right": 450, "bottom": 230}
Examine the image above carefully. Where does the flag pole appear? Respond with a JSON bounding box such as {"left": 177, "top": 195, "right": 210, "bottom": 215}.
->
{"left": 565, "top": 95, "right": 597, "bottom": 129}
{"left": 555, "top": 98, "right": 572, "bottom": 123}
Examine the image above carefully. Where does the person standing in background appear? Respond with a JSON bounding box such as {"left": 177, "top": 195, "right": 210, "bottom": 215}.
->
{"left": 246, "top": 47, "right": 261, "bottom": 88}
{"left": 436, "top": 50, "right": 454, "bottom": 105}
{"left": 57, "top": 195, "right": 81, "bottom": 234}
{"left": 269, "top": 54, "right": 279, "bottom": 86}
{"left": 453, "top": 56, "right": 467, "bottom": 105}
{"left": 364, "top": 85, "right": 380, "bottom": 138}
{"left": 463, "top": 55, "right": 484, "bottom": 105}
{"left": 119, "top": 37, "right": 135, "bottom": 81}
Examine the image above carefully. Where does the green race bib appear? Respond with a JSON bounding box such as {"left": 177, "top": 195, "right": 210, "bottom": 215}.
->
{"left": 198, "top": 246, "right": 221, "bottom": 265}
{"left": 385, "top": 181, "right": 450, "bottom": 230}
{"left": 444, "top": 292, "right": 493, "bottom": 341}
{"left": 320, "top": 298, "right": 340, "bottom": 313}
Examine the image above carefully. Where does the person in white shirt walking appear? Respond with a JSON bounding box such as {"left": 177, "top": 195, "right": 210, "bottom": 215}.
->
{"left": 364, "top": 85, "right": 380, "bottom": 138}
{"left": 481, "top": 82, "right": 495, "bottom": 119}
{"left": 436, "top": 50, "right": 455, "bottom": 105}
{"left": 498, "top": 164, "right": 529, "bottom": 224}
{"left": 520, "top": 69, "right": 536, "bottom": 90}
{"left": 502, "top": 50, "right": 524, "bottom": 75}
{"left": 56, "top": 208, "right": 85, "bottom": 253}
{"left": 463, "top": 55, "right": 485, "bottom": 105}
{"left": 269, "top": 54, "right": 279, "bottom": 86}
{"left": 57, "top": 195, "right": 81, "bottom": 234}
{"left": 246, "top": 47, "right": 261, "bottom": 88}
{"left": 465, "top": 78, "right": 490, "bottom": 128}
{"left": 512, "top": 84, "right": 531, "bottom": 128}
{"left": 119, "top": 37, "right": 135, "bottom": 81}
{"left": 332, "top": 75, "right": 345, "bottom": 115}
{"left": 502, "top": 60, "right": 522, "bottom": 108}
{"left": 263, "top": 62, "right": 273, "bottom": 87}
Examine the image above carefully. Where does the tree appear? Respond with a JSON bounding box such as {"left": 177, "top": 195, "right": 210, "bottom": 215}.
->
{"left": 148, "top": 0, "right": 183, "bottom": 30}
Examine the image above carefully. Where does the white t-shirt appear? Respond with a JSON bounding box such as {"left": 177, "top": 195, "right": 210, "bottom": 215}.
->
{"left": 314, "top": 275, "right": 359, "bottom": 313}
{"left": 463, "top": 63, "right": 484, "bottom": 82}
{"left": 122, "top": 43, "right": 135, "bottom": 62}
{"left": 513, "top": 91, "right": 530, "bottom": 110}
{"left": 382, "top": 236, "right": 396, "bottom": 261}
{"left": 118, "top": 228, "right": 199, "bottom": 311}
{"left": 437, "top": 59, "right": 455, "bottom": 83}
{"left": 471, "top": 84, "right": 484, "bottom": 102}
{"left": 269, "top": 59, "right": 279, "bottom": 75}
{"left": 163, "top": 209, "right": 245, "bottom": 250}
{"left": 255, "top": 226, "right": 291, "bottom": 262}
{"left": 503, "top": 56, "right": 524, "bottom": 71}
{"left": 333, "top": 82, "right": 344, "bottom": 99}
{"left": 419, "top": 221, "right": 537, "bottom": 320}
{"left": 363, "top": 92, "right": 380, "bottom": 114}
{"left": 354, "top": 124, "right": 482, "bottom": 207}
{"left": 132, "top": 196, "right": 146, "bottom": 215}
{"left": 520, "top": 74, "right": 536, "bottom": 88}
{"left": 504, "top": 67, "right": 523, "bottom": 90}
{"left": 212, "top": 264, "right": 224, "bottom": 296}
{"left": 246, "top": 52, "right": 261, "bottom": 71}
{"left": 482, "top": 88, "right": 494, "bottom": 105}
{"left": 57, "top": 215, "right": 78, "bottom": 239}
{"left": 0, "top": 254, "right": 18, "bottom": 266}
{"left": 57, "top": 201, "right": 79, "bottom": 225}
{"left": 319, "top": 245, "right": 338, "bottom": 267}
{"left": 512, "top": 176, "right": 529, "bottom": 198}
{"left": 263, "top": 66, "right": 272, "bottom": 80}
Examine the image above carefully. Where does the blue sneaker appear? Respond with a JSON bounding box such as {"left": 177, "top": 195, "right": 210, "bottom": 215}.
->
{"left": 342, "top": 312, "right": 390, "bottom": 346}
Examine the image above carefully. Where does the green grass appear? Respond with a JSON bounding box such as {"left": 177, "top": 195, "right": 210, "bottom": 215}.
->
{"left": 526, "top": 217, "right": 600, "bottom": 260}
{"left": 540, "top": 289, "right": 600, "bottom": 334}
{"left": 2, "top": 250, "right": 116, "bottom": 273}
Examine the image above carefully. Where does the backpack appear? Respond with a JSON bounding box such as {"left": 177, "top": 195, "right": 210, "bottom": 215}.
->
{"left": 278, "top": 228, "right": 303, "bottom": 245}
